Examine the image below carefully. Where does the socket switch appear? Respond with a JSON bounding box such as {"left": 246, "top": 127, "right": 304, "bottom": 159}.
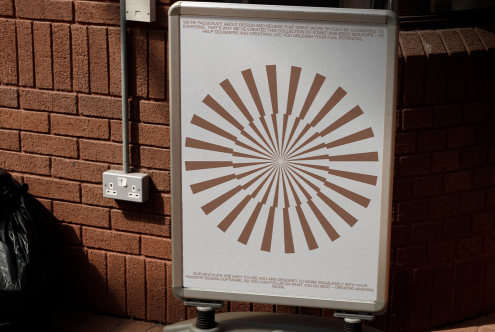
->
{"left": 103, "top": 170, "right": 149, "bottom": 203}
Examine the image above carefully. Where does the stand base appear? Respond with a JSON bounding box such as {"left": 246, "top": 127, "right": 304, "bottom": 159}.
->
{"left": 163, "top": 312, "right": 381, "bottom": 332}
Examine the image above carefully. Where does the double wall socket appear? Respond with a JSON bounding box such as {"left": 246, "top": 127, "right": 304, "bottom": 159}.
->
{"left": 103, "top": 170, "right": 149, "bottom": 203}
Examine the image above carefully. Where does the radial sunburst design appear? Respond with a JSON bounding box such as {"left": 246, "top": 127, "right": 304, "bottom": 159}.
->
{"left": 183, "top": 65, "right": 379, "bottom": 253}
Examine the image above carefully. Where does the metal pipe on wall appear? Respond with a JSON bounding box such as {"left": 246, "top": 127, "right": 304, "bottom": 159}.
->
{"left": 121, "top": 0, "right": 130, "bottom": 174}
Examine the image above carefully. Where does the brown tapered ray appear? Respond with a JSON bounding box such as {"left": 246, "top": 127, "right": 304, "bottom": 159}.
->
{"left": 184, "top": 65, "right": 381, "bottom": 253}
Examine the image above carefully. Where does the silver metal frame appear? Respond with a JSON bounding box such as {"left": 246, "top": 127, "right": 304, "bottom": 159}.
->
{"left": 169, "top": 1, "right": 398, "bottom": 313}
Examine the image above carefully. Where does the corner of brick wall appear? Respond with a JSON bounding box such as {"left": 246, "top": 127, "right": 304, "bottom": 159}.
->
{"left": 1, "top": 0, "right": 495, "bottom": 329}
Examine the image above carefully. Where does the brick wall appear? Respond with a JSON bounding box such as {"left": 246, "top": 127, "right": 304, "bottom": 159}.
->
{"left": 0, "top": 1, "right": 494, "bottom": 330}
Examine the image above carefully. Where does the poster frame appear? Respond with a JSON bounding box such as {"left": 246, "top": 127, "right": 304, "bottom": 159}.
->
{"left": 168, "top": 1, "right": 398, "bottom": 313}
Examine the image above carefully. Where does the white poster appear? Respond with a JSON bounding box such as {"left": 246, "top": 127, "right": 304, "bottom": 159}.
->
{"left": 180, "top": 15, "right": 388, "bottom": 303}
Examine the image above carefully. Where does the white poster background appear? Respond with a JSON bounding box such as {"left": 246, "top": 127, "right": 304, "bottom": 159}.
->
{"left": 180, "top": 15, "right": 388, "bottom": 303}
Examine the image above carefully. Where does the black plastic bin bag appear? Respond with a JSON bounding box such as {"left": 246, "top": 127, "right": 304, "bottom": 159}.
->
{"left": 0, "top": 168, "right": 57, "bottom": 330}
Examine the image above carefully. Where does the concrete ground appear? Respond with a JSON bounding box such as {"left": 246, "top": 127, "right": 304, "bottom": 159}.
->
{"left": 46, "top": 308, "right": 495, "bottom": 332}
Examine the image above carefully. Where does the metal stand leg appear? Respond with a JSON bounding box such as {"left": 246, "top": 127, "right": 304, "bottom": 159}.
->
{"left": 196, "top": 307, "right": 216, "bottom": 330}
{"left": 343, "top": 318, "right": 363, "bottom": 332}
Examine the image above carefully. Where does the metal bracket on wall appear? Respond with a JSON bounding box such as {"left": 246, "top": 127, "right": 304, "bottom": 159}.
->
{"left": 334, "top": 310, "right": 376, "bottom": 321}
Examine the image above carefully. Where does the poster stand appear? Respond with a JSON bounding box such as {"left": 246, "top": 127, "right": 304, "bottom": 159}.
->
{"left": 166, "top": 1, "right": 398, "bottom": 331}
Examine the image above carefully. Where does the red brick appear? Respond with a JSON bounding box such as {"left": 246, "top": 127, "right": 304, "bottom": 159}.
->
{"left": 81, "top": 184, "right": 140, "bottom": 211}
{"left": 53, "top": 201, "right": 110, "bottom": 228}
{"left": 432, "top": 150, "right": 460, "bottom": 173}
{"left": 464, "top": 101, "right": 490, "bottom": 123}
{"left": 488, "top": 187, "right": 495, "bottom": 209}
{"left": 396, "top": 245, "right": 426, "bottom": 267}
{"left": 458, "top": 236, "right": 483, "bottom": 259}
{"left": 299, "top": 307, "right": 320, "bottom": 316}
{"left": 413, "top": 175, "right": 442, "bottom": 197}
{"left": 0, "top": 0, "right": 13, "bottom": 16}
{"left": 231, "top": 302, "right": 251, "bottom": 312}
{"left": 411, "top": 221, "right": 443, "bottom": 243}
{"left": 79, "top": 94, "right": 138, "bottom": 120}
{"left": 144, "top": 169, "right": 170, "bottom": 192}
{"left": 25, "top": 175, "right": 80, "bottom": 202}
{"left": 111, "top": 121, "right": 170, "bottom": 148}
{"left": 140, "top": 101, "right": 169, "bottom": 125}
{"left": 418, "top": 30, "right": 447, "bottom": 104}
{"left": 142, "top": 236, "right": 171, "bottom": 259}
{"left": 45, "top": 0, "right": 73, "bottom": 21}
{"left": 483, "top": 254, "right": 495, "bottom": 312}
{"left": 51, "top": 114, "right": 109, "bottom": 139}
{"left": 33, "top": 22, "right": 52, "bottom": 89}
{"left": 434, "top": 104, "right": 462, "bottom": 127}
{"left": 72, "top": 25, "right": 89, "bottom": 93}
{"left": 418, "top": 129, "right": 446, "bottom": 152}
{"left": 69, "top": 246, "right": 87, "bottom": 307}
{"left": 108, "top": 252, "right": 126, "bottom": 316}
{"left": 475, "top": 26, "right": 495, "bottom": 97}
{"left": 438, "top": 29, "right": 468, "bottom": 102}
{"left": 398, "top": 200, "right": 429, "bottom": 221}
{"left": 444, "top": 216, "right": 471, "bottom": 238}
{"left": 21, "top": 89, "right": 77, "bottom": 114}
{"left": 431, "top": 195, "right": 459, "bottom": 219}
{"left": 485, "top": 231, "right": 495, "bottom": 253}
{"left": 89, "top": 26, "right": 109, "bottom": 94}
{"left": 448, "top": 125, "right": 475, "bottom": 148}
{"left": 490, "top": 143, "right": 495, "bottom": 163}
{"left": 87, "top": 250, "right": 108, "bottom": 312}
{"left": 461, "top": 145, "right": 488, "bottom": 168}
{"left": 108, "top": 27, "right": 122, "bottom": 96}
{"left": 140, "top": 146, "right": 170, "bottom": 170}
{"left": 389, "top": 269, "right": 410, "bottom": 332}
{"left": 126, "top": 256, "right": 146, "bottom": 320}
{"left": 52, "top": 23, "right": 71, "bottom": 91}
{"left": 394, "top": 132, "right": 416, "bottom": 154}
{"left": 130, "top": 29, "right": 148, "bottom": 98}
{"left": 21, "top": 132, "right": 78, "bottom": 157}
{"left": 0, "top": 129, "right": 19, "bottom": 151}
{"left": 83, "top": 227, "right": 140, "bottom": 254}
{"left": 431, "top": 264, "right": 453, "bottom": 326}
{"left": 391, "top": 224, "right": 410, "bottom": 245}
{"left": 399, "top": 155, "right": 430, "bottom": 176}
{"left": 53, "top": 158, "right": 108, "bottom": 183}
{"left": 152, "top": 5, "right": 169, "bottom": 28}
{"left": 21, "top": 109, "right": 50, "bottom": 133}
{"left": 16, "top": 20, "right": 34, "bottom": 87}
{"left": 465, "top": 257, "right": 485, "bottom": 318}
{"left": 146, "top": 258, "right": 166, "bottom": 322}
{"left": 80, "top": 139, "right": 139, "bottom": 165}
{"left": 393, "top": 178, "right": 412, "bottom": 200}
{"left": 410, "top": 268, "right": 432, "bottom": 330}
{"left": 0, "top": 86, "right": 17, "bottom": 108}
{"left": 37, "top": 198, "right": 52, "bottom": 211}
{"left": 149, "top": 30, "right": 166, "bottom": 99}
{"left": 460, "top": 190, "right": 486, "bottom": 214}
{"left": 458, "top": 28, "right": 487, "bottom": 100}
{"left": 253, "top": 303, "right": 273, "bottom": 312}
{"left": 428, "top": 241, "right": 456, "bottom": 263}
{"left": 54, "top": 223, "right": 82, "bottom": 245}
{"left": 450, "top": 260, "right": 469, "bottom": 322}
{"left": 75, "top": 1, "right": 120, "bottom": 25}
{"left": 474, "top": 167, "right": 495, "bottom": 188}
{"left": 15, "top": 0, "right": 43, "bottom": 19}
{"left": 476, "top": 121, "right": 495, "bottom": 144}
{"left": 111, "top": 210, "right": 170, "bottom": 237}
{"left": 142, "top": 193, "right": 171, "bottom": 215}
{"left": 56, "top": 244, "right": 70, "bottom": 302}
{"left": 402, "top": 107, "right": 432, "bottom": 130}
{"left": 473, "top": 211, "right": 495, "bottom": 233}
{"left": 276, "top": 305, "right": 297, "bottom": 314}
{"left": 399, "top": 32, "right": 425, "bottom": 106}
{"left": 0, "top": 150, "right": 50, "bottom": 175}
{"left": 445, "top": 170, "right": 471, "bottom": 193}
{"left": 0, "top": 19, "right": 17, "bottom": 85}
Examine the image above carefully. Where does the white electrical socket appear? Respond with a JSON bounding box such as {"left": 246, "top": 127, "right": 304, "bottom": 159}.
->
{"left": 126, "top": 0, "right": 156, "bottom": 22}
{"left": 103, "top": 170, "right": 149, "bottom": 202}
